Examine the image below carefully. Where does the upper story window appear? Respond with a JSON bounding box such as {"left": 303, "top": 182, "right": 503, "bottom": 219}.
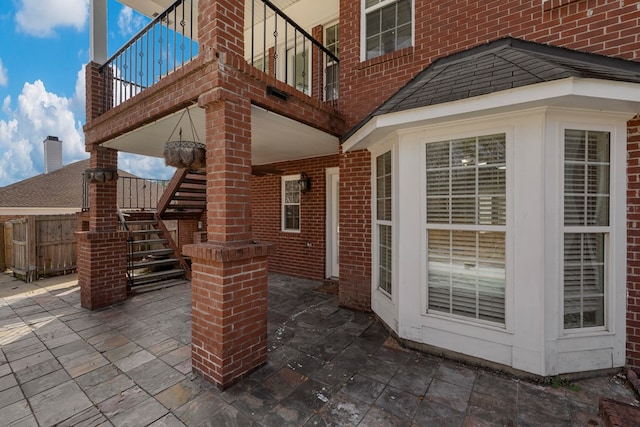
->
{"left": 282, "top": 175, "right": 301, "bottom": 232}
{"left": 325, "top": 23, "right": 339, "bottom": 101}
{"left": 363, "top": 0, "right": 412, "bottom": 61}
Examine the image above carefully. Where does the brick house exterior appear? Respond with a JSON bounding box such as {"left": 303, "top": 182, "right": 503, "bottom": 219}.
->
{"left": 83, "top": 0, "right": 640, "bottom": 388}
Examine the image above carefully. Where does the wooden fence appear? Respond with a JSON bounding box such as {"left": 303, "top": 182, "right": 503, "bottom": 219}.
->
{"left": 9, "top": 215, "right": 77, "bottom": 282}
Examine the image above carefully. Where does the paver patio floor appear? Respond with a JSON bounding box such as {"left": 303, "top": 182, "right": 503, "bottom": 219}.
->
{"left": 0, "top": 272, "right": 638, "bottom": 426}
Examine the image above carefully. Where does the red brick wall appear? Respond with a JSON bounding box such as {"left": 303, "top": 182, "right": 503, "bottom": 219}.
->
{"left": 338, "top": 149, "right": 371, "bottom": 311}
{"left": 628, "top": 114, "right": 640, "bottom": 369}
{"left": 251, "top": 155, "right": 338, "bottom": 280}
{"left": 339, "top": 0, "right": 640, "bottom": 127}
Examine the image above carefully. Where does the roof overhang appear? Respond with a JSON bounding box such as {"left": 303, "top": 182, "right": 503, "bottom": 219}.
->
{"left": 342, "top": 77, "right": 640, "bottom": 152}
{"left": 101, "top": 104, "right": 339, "bottom": 165}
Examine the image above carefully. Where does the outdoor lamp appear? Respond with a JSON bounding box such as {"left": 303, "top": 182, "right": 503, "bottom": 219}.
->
{"left": 298, "top": 172, "right": 311, "bottom": 193}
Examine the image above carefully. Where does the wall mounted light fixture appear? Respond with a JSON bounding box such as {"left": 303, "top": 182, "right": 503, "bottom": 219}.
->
{"left": 298, "top": 172, "right": 311, "bottom": 193}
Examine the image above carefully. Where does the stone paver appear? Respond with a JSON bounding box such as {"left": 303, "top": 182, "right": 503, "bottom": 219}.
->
{"left": 0, "top": 271, "right": 638, "bottom": 426}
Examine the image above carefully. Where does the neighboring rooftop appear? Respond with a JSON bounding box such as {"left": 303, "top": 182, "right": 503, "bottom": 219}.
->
{"left": 343, "top": 37, "right": 640, "bottom": 142}
{"left": 0, "top": 159, "right": 141, "bottom": 210}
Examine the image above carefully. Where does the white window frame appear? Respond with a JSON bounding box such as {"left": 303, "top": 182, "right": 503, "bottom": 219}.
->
{"left": 423, "top": 133, "right": 509, "bottom": 327}
{"left": 287, "top": 42, "right": 311, "bottom": 95}
{"left": 361, "top": 0, "right": 414, "bottom": 61}
{"left": 372, "top": 143, "right": 396, "bottom": 300}
{"left": 282, "top": 174, "right": 301, "bottom": 232}
{"left": 324, "top": 21, "right": 339, "bottom": 101}
{"left": 561, "top": 126, "right": 612, "bottom": 333}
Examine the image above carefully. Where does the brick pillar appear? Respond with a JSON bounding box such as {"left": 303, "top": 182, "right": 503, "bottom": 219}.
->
{"left": 338, "top": 148, "right": 373, "bottom": 311}
{"left": 627, "top": 115, "right": 640, "bottom": 370}
{"left": 85, "top": 61, "right": 112, "bottom": 123}
{"left": 76, "top": 147, "right": 128, "bottom": 310}
{"left": 312, "top": 25, "right": 324, "bottom": 101}
{"left": 184, "top": 90, "right": 274, "bottom": 389}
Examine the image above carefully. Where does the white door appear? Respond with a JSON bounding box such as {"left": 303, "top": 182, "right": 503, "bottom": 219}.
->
{"left": 326, "top": 167, "right": 339, "bottom": 278}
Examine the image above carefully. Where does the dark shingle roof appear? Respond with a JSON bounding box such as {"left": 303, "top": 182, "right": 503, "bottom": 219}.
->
{"left": 0, "top": 159, "right": 140, "bottom": 208}
{"left": 342, "top": 37, "right": 640, "bottom": 142}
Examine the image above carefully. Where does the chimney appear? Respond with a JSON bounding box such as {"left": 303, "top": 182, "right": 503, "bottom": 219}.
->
{"left": 43, "top": 136, "right": 63, "bottom": 174}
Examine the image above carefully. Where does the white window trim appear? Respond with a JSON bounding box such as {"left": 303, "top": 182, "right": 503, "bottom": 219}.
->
{"left": 418, "top": 124, "right": 514, "bottom": 332}
{"left": 559, "top": 123, "right": 619, "bottom": 336}
{"left": 360, "top": 0, "right": 415, "bottom": 62}
{"left": 324, "top": 21, "right": 339, "bottom": 102}
{"left": 371, "top": 142, "right": 397, "bottom": 302}
{"left": 282, "top": 174, "right": 301, "bottom": 233}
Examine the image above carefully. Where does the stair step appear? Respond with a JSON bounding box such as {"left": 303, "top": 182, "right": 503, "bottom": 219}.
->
{"left": 130, "top": 269, "right": 185, "bottom": 285}
{"left": 177, "top": 187, "right": 206, "bottom": 194}
{"left": 172, "top": 195, "right": 206, "bottom": 201}
{"left": 130, "top": 228, "right": 163, "bottom": 235}
{"left": 132, "top": 248, "right": 174, "bottom": 258}
{"left": 160, "top": 212, "right": 205, "bottom": 220}
{"left": 166, "top": 204, "right": 206, "bottom": 211}
{"left": 130, "top": 279, "right": 189, "bottom": 294}
{"left": 129, "top": 238, "right": 168, "bottom": 245}
{"left": 126, "top": 220, "right": 157, "bottom": 226}
{"left": 182, "top": 178, "right": 206, "bottom": 186}
{"left": 132, "top": 258, "right": 179, "bottom": 269}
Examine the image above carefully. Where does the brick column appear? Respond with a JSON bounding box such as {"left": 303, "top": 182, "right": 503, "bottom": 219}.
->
{"left": 76, "top": 147, "right": 128, "bottom": 310}
{"left": 184, "top": 89, "right": 274, "bottom": 389}
{"left": 338, "top": 148, "right": 373, "bottom": 311}
{"left": 627, "top": 115, "right": 640, "bottom": 370}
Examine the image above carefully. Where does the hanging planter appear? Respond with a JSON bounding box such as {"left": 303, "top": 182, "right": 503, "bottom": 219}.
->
{"left": 163, "top": 107, "right": 205, "bottom": 170}
{"left": 85, "top": 167, "right": 118, "bottom": 183}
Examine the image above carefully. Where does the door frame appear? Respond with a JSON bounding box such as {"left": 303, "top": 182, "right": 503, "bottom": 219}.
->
{"left": 325, "top": 167, "right": 339, "bottom": 278}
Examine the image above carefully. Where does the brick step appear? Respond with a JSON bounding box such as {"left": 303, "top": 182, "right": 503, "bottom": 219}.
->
{"left": 600, "top": 398, "right": 640, "bottom": 427}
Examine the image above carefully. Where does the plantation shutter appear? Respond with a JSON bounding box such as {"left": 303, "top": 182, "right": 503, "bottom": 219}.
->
{"left": 426, "top": 134, "right": 506, "bottom": 324}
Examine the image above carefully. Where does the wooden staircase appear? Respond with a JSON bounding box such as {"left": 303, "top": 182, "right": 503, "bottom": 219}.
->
{"left": 125, "top": 215, "right": 190, "bottom": 293}
{"left": 157, "top": 169, "right": 206, "bottom": 220}
{"left": 119, "top": 168, "right": 207, "bottom": 293}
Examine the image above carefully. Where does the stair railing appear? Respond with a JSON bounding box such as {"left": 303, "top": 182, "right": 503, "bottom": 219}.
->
{"left": 117, "top": 205, "right": 135, "bottom": 288}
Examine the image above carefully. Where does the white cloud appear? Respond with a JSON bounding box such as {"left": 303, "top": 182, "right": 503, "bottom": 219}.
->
{"left": 15, "top": 0, "right": 89, "bottom": 37}
{"left": 0, "top": 58, "right": 7, "bottom": 87}
{"left": 117, "top": 6, "right": 147, "bottom": 38}
{"left": 118, "top": 153, "right": 175, "bottom": 180}
{"left": 0, "top": 69, "right": 87, "bottom": 187}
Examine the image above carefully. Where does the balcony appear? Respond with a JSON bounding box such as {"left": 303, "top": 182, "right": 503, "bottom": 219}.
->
{"left": 101, "top": 0, "right": 339, "bottom": 111}
{"left": 89, "top": 0, "right": 342, "bottom": 168}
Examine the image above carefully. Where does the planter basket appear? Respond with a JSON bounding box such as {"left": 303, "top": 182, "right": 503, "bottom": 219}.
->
{"left": 164, "top": 140, "right": 206, "bottom": 169}
{"left": 163, "top": 106, "right": 205, "bottom": 170}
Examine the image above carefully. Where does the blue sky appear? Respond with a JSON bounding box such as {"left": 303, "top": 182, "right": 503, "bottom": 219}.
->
{"left": 0, "top": 0, "right": 175, "bottom": 187}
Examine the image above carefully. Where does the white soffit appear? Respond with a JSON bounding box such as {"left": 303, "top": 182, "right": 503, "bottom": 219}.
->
{"left": 342, "top": 78, "right": 640, "bottom": 153}
{"left": 101, "top": 104, "right": 338, "bottom": 165}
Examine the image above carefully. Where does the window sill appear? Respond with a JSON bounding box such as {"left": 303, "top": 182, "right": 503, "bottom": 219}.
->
{"left": 359, "top": 46, "right": 414, "bottom": 71}
{"left": 560, "top": 327, "right": 611, "bottom": 339}
{"left": 423, "top": 310, "right": 512, "bottom": 335}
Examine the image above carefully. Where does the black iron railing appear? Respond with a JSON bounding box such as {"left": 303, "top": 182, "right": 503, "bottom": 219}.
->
{"left": 82, "top": 175, "right": 169, "bottom": 212}
{"left": 100, "top": 0, "right": 198, "bottom": 110}
{"left": 247, "top": 0, "right": 340, "bottom": 107}
{"left": 98, "top": 0, "right": 339, "bottom": 113}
